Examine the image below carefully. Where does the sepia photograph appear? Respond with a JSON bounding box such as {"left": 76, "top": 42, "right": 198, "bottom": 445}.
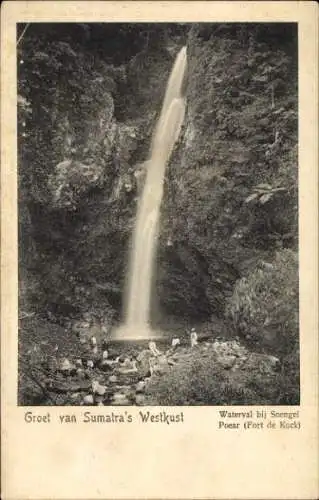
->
{"left": 2, "top": 2, "right": 318, "bottom": 499}
{"left": 17, "top": 21, "right": 300, "bottom": 407}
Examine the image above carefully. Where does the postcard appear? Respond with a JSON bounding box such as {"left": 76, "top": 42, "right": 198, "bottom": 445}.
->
{"left": 1, "top": 1, "right": 318, "bottom": 499}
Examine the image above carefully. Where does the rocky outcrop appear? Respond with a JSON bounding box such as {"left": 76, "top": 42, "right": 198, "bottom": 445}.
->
{"left": 19, "top": 323, "right": 286, "bottom": 406}
{"left": 157, "top": 23, "right": 298, "bottom": 320}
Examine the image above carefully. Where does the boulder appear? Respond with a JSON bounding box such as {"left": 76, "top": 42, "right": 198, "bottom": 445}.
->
{"left": 136, "top": 350, "right": 153, "bottom": 377}
{"left": 135, "top": 394, "right": 146, "bottom": 405}
{"left": 111, "top": 393, "right": 130, "bottom": 405}
{"left": 58, "top": 358, "right": 76, "bottom": 375}
{"left": 48, "top": 160, "right": 106, "bottom": 210}
{"left": 135, "top": 380, "right": 146, "bottom": 393}
{"left": 83, "top": 394, "right": 94, "bottom": 405}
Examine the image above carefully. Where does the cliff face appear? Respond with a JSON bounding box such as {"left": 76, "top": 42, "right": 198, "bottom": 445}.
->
{"left": 18, "top": 24, "right": 174, "bottom": 321}
{"left": 18, "top": 24, "right": 298, "bottom": 341}
{"left": 157, "top": 24, "right": 298, "bottom": 323}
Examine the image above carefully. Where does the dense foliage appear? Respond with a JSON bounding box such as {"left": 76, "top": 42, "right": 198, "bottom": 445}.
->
{"left": 226, "top": 249, "right": 299, "bottom": 354}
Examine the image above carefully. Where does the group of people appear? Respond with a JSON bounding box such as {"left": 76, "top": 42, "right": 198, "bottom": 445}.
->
{"left": 148, "top": 327, "right": 199, "bottom": 356}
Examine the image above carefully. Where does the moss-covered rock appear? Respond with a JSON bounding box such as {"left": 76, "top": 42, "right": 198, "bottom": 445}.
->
{"left": 157, "top": 23, "right": 297, "bottom": 318}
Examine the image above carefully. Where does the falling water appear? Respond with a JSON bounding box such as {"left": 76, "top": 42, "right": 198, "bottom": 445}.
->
{"left": 114, "top": 46, "right": 187, "bottom": 340}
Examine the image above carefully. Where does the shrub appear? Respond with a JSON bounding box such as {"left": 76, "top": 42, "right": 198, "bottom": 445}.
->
{"left": 225, "top": 249, "right": 299, "bottom": 354}
{"left": 274, "top": 347, "right": 300, "bottom": 404}
{"left": 144, "top": 350, "right": 260, "bottom": 405}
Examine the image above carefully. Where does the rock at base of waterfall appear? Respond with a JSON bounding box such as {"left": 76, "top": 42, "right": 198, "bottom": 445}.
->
{"left": 150, "top": 355, "right": 170, "bottom": 375}
{"left": 59, "top": 358, "right": 76, "bottom": 375}
{"left": 243, "top": 353, "right": 281, "bottom": 374}
{"left": 83, "top": 394, "right": 94, "bottom": 405}
{"left": 92, "top": 381, "right": 107, "bottom": 396}
{"left": 116, "top": 358, "right": 137, "bottom": 374}
{"left": 136, "top": 350, "right": 153, "bottom": 363}
{"left": 92, "top": 346, "right": 98, "bottom": 356}
{"left": 136, "top": 350, "right": 153, "bottom": 377}
{"left": 100, "top": 360, "right": 113, "bottom": 372}
{"left": 76, "top": 368, "right": 86, "bottom": 379}
{"left": 111, "top": 393, "right": 130, "bottom": 405}
{"left": 117, "top": 373, "right": 140, "bottom": 386}
{"left": 135, "top": 380, "right": 146, "bottom": 392}
{"left": 135, "top": 394, "right": 146, "bottom": 405}
{"left": 218, "top": 355, "right": 237, "bottom": 369}
{"left": 116, "top": 386, "right": 135, "bottom": 401}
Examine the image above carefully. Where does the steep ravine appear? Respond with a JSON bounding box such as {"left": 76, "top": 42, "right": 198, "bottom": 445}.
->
{"left": 18, "top": 23, "right": 299, "bottom": 405}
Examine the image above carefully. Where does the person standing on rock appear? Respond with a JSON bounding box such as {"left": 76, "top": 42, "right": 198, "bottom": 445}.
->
{"left": 190, "top": 328, "right": 198, "bottom": 347}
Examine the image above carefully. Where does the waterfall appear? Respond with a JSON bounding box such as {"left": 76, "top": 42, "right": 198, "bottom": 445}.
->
{"left": 114, "top": 46, "right": 187, "bottom": 340}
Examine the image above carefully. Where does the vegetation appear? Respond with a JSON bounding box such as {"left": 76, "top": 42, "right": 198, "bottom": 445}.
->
{"left": 17, "top": 23, "right": 299, "bottom": 405}
{"left": 145, "top": 349, "right": 264, "bottom": 406}
{"left": 226, "top": 249, "right": 299, "bottom": 354}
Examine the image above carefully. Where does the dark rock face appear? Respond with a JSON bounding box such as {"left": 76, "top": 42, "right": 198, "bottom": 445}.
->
{"left": 157, "top": 23, "right": 297, "bottom": 319}
{"left": 155, "top": 241, "right": 239, "bottom": 319}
